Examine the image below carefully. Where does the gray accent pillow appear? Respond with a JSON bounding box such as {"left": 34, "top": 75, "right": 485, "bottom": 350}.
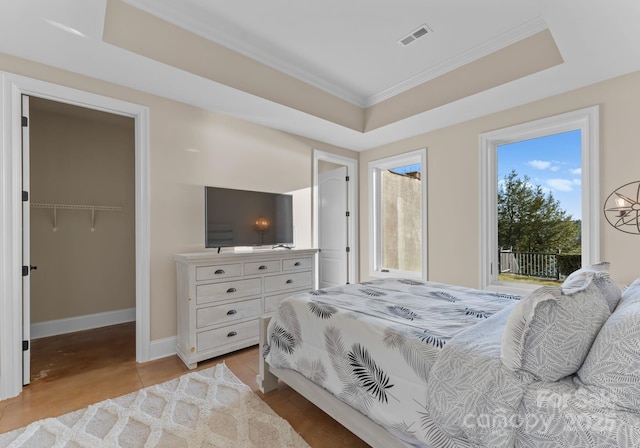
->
{"left": 621, "top": 277, "right": 640, "bottom": 306}
{"left": 501, "top": 282, "right": 610, "bottom": 381}
{"left": 576, "top": 278, "right": 640, "bottom": 412}
{"left": 562, "top": 261, "right": 621, "bottom": 312}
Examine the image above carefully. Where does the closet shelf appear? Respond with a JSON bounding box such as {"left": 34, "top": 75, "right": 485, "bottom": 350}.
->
{"left": 30, "top": 203, "right": 122, "bottom": 232}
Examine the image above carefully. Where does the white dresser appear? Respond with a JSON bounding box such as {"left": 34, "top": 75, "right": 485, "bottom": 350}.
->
{"left": 175, "top": 248, "right": 317, "bottom": 369}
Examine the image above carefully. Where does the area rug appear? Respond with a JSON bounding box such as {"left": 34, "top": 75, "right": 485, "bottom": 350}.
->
{"left": 0, "top": 363, "right": 310, "bottom": 447}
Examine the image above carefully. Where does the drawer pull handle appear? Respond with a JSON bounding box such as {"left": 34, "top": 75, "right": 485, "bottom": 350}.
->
{"left": 294, "top": 262, "right": 301, "bottom": 266}
{"left": 227, "top": 309, "right": 237, "bottom": 315}
{"left": 227, "top": 331, "right": 238, "bottom": 338}
{"left": 226, "top": 287, "right": 237, "bottom": 293}
{"left": 214, "top": 269, "right": 225, "bottom": 275}
{"left": 258, "top": 265, "right": 268, "bottom": 270}
{"left": 286, "top": 279, "right": 294, "bottom": 284}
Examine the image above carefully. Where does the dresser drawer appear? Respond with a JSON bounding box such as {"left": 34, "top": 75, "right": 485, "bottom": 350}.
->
{"left": 196, "top": 298, "right": 262, "bottom": 329}
{"left": 196, "top": 263, "right": 241, "bottom": 281}
{"left": 264, "top": 271, "right": 312, "bottom": 293}
{"left": 244, "top": 260, "right": 281, "bottom": 276}
{"left": 197, "top": 319, "right": 259, "bottom": 352}
{"left": 176, "top": 249, "right": 317, "bottom": 369}
{"left": 282, "top": 257, "right": 313, "bottom": 271}
{"left": 264, "top": 291, "right": 298, "bottom": 313}
{"left": 196, "top": 278, "right": 262, "bottom": 305}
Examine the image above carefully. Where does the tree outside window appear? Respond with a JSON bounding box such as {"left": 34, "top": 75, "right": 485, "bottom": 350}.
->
{"left": 480, "top": 106, "right": 599, "bottom": 291}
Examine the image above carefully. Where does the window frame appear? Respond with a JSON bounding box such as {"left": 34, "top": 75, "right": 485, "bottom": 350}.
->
{"left": 479, "top": 106, "right": 600, "bottom": 293}
{"left": 368, "top": 148, "right": 428, "bottom": 280}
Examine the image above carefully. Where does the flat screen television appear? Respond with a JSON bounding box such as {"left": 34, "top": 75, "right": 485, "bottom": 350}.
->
{"left": 205, "top": 186, "right": 293, "bottom": 249}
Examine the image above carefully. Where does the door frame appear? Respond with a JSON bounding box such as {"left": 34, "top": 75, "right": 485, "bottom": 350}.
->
{"left": 0, "top": 72, "right": 151, "bottom": 400}
{"left": 21, "top": 94, "right": 31, "bottom": 385}
{"left": 312, "top": 149, "right": 358, "bottom": 285}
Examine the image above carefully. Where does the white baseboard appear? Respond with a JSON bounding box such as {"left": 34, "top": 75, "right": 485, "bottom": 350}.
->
{"left": 30, "top": 308, "right": 136, "bottom": 340}
{"left": 149, "top": 336, "right": 177, "bottom": 361}
{"left": 31, "top": 309, "right": 178, "bottom": 362}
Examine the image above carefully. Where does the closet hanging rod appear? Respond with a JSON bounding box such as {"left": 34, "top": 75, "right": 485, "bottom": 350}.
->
{"left": 30, "top": 203, "right": 122, "bottom": 211}
{"left": 30, "top": 203, "right": 122, "bottom": 232}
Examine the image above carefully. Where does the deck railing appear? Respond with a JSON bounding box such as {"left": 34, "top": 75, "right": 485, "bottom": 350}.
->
{"left": 498, "top": 250, "right": 560, "bottom": 280}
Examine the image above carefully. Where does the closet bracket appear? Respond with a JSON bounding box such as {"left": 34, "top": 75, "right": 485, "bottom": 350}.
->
{"left": 30, "top": 203, "right": 122, "bottom": 232}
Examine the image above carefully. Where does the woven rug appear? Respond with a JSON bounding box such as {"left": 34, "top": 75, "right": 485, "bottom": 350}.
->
{"left": 0, "top": 363, "right": 310, "bottom": 448}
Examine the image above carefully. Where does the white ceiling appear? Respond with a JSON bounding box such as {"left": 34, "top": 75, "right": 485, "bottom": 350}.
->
{"left": 0, "top": 0, "right": 639, "bottom": 151}
{"left": 122, "top": 0, "right": 547, "bottom": 107}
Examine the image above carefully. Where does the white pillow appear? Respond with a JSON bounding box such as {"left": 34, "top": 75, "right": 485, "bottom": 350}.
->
{"left": 501, "top": 282, "right": 610, "bottom": 381}
{"left": 562, "top": 262, "right": 621, "bottom": 311}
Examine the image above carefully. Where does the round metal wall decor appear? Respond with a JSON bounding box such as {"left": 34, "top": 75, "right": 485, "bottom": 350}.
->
{"left": 603, "top": 181, "right": 640, "bottom": 235}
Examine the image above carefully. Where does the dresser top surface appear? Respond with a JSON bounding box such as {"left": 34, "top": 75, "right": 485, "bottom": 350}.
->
{"left": 175, "top": 248, "right": 318, "bottom": 263}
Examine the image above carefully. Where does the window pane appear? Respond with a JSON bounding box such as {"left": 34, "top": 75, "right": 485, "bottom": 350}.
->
{"left": 497, "top": 130, "right": 581, "bottom": 284}
{"left": 380, "top": 164, "right": 422, "bottom": 273}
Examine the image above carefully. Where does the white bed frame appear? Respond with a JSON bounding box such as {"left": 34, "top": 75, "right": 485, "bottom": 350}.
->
{"left": 257, "top": 316, "right": 406, "bottom": 448}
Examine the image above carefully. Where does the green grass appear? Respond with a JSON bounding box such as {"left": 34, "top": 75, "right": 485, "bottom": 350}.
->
{"left": 498, "top": 273, "right": 562, "bottom": 286}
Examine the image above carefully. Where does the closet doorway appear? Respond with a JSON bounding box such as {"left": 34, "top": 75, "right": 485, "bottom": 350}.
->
{"left": 25, "top": 96, "right": 136, "bottom": 384}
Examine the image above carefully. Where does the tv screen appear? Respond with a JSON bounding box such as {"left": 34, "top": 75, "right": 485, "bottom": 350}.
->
{"left": 205, "top": 186, "right": 293, "bottom": 248}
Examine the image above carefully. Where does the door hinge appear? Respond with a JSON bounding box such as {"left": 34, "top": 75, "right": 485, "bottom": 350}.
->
{"left": 23, "top": 340, "right": 29, "bottom": 351}
{"left": 22, "top": 265, "right": 29, "bottom": 276}
{"left": 22, "top": 191, "right": 28, "bottom": 202}
{"left": 346, "top": 211, "right": 350, "bottom": 217}
{"left": 346, "top": 246, "right": 350, "bottom": 253}
{"left": 345, "top": 176, "right": 350, "bottom": 182}
{"left": 21, "top": 116, "right": 28, "bottom": 127}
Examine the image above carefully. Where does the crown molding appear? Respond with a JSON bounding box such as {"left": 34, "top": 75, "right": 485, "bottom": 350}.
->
{"left": 121, "top": 0, "right": 367, "bottom": 106}
{"left": 364, "top": 16, "right": 549, "bottom": 107}
{"left": 121, "top": 2, "right": 548, "bottom": 109}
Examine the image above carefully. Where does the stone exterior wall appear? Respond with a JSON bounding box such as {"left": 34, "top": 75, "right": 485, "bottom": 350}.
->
{"left": 381, "top": 170, "right": 422, "bottom": 273}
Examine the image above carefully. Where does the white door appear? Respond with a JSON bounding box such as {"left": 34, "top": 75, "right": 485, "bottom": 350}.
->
{"left": 21, "top": 95, "right": 31, "bottom": 385}
{"left": 318, "top": 166, "right": 348, "bottom": 288}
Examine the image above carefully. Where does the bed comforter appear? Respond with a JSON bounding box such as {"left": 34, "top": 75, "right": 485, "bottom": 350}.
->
{"left": 264, "top": 278, "right": 521, "bottom": 447}
{"left": 426, "top": 295, "right": 640, "bottom": 448}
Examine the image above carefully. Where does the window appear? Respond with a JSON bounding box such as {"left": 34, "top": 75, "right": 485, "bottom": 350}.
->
{"left": 498, "top": 131, "right": 582, "bottom": 284}
{"left": 369, "top": 149, "right": 427, "bottom": 280}
{"left": 480, "top": 107, "right": 599, "bottom": 292}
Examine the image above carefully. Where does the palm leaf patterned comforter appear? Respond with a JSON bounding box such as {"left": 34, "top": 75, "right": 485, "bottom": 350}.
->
{"left": 264, "top": 278, "right": 521, "bottom": 447}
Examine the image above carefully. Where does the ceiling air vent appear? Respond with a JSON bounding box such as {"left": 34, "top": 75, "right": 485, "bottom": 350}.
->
{"left": 398, "top": 24, "right": 431, "bottom": 47}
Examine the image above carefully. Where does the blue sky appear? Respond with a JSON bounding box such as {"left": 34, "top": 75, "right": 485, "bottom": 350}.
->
{"left": 498, "top": 130, "right": 582, "bottom": 219}
{"left": 391, "top": 163, "right": 421, "bottom": 175}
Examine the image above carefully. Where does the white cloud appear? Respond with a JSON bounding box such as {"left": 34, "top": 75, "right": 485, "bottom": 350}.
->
{"left": 528, "top": 160, "right": 564, "bottom": 172}
{"left": 570, "top": 168, "right": 581, "bottom": 175}
{"left": 547, "top": 178, "right": 574, "bottom": 192}
{"left": 528, "top": 160, "right": 552, "bottom": 170}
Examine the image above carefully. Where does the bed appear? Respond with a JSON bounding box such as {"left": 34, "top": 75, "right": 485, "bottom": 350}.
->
{"left": 257, "top": 268, "right": 640, "bottom": 448}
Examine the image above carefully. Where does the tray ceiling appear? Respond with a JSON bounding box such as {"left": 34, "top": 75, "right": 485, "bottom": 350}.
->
{"left": 0, "top": 0, "right": 639, "bottom": 150}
